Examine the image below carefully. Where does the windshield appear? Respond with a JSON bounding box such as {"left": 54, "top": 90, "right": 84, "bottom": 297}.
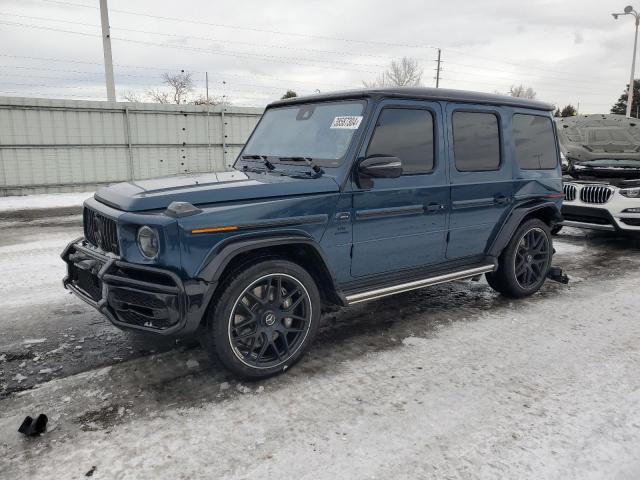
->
{"left": 241, "top": 100, "right": 366, "bottom": 167}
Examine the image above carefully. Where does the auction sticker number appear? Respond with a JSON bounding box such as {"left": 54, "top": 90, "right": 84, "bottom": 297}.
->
{"left": 330, "top": 116, "right": 363, "bottom": 129}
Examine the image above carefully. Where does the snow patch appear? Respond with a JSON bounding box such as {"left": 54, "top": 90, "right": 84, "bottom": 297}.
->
{"left": 402, "top": 336, "right": 429, "bottom": 347}
{"left": 0, "top": 191, "right": 93, "bottom": 212}
{"left": 186, "top": 359, "right": 199, "bottom": 369}
{"left": 553, "top": 240, "right": 586, "bottom": 256}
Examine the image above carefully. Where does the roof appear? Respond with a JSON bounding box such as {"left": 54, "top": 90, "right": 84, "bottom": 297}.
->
{"left": 269, "top": 87, "right": 554, "bottom": 111}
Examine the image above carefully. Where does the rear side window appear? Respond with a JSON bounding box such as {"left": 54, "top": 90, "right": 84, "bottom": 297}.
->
{"left": 452, "top": 111, "right": 501, "bottom": 171}
{"left": 513, "top": 114, "right": 558, "bottom": 169}
{"left": 366, "top": 108, "right": 435, "bottom": 174}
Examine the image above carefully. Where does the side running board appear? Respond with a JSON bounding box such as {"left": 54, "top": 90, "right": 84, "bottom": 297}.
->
{"left": 345, "top": 264, "right": 496, "bottom": 305}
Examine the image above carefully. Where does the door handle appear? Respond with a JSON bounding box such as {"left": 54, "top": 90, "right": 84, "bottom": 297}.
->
{"left": 426, "top": 202, "right": 443, "bottom": 212}
{"left": 494, "top": 195, "right": 510, "bottom": 205}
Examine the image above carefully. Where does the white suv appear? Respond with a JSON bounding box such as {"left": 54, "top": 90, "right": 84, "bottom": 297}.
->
{"left": 560, "top": 180, "right": 640, "bottom": 233}
{"left": 556, "top": 113, "right": 640, "bottom": 234}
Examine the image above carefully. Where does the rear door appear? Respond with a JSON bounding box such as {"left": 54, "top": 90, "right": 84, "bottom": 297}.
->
{"left": 445, "top": 104, "right": 513, "bottom": 259}
{"left": 350, "top": 99, "right": 449, "bottom": 277}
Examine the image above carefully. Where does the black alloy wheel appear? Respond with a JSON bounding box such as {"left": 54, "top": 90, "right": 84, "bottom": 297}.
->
{"left": 514, "top": 227, "right": 551, "bottom": 289}
{"left": 202, "top": 259, "right": 321, "bottom": 378}
{"left": 228, "top": 273, "right": 312, "bottom": 368}
{"left": 486, "top": 218, "right": 553, "bottom": 298}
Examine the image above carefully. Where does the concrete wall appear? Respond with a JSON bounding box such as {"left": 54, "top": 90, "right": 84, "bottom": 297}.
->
{"left": 0, "top": 97, "right": 263, "bottom": 196}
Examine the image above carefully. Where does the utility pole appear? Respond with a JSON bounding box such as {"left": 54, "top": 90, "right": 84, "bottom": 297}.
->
{"left": 612, "top": 6, "right": 640, "bottom": 117}
{"left": 628, "top": 15, "right": 639, "bottom": 117}
{"left": 435, "top": 48, "right": 442, "bottom": 88}
{"left": 99, "top": 0, "right": 116, "bottom": 102}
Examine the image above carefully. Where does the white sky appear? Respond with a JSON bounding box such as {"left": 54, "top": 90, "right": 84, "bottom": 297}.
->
{"left": 0, "top": 0, "right": 636, "bottom": 112}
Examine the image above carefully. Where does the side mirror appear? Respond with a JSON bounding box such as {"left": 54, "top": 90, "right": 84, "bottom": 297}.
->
{"left": 358, "top": 156, "right": 403, "bottom": 179}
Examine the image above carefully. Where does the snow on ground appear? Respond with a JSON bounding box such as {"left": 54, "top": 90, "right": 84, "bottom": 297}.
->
{"left": 1, "top": 236, "right": 639, "bottom": 479}
{"left": 0, "top": 191, "right": 93, "bottom": 212}
{"left": 0, "top": 232, "right": 77, "bottom": 309}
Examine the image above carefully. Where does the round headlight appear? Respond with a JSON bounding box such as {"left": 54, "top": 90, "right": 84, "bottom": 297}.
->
{"left": 620, "top": 187, "right": 640, "bottom": 198}
{"left": 137, "top": 226, "right": 159, "bottom": 259}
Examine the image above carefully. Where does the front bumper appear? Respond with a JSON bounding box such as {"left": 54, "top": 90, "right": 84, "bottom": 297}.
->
{"left": 61, "top": 238, "right": 213, "bottom": 336}
{"left": 561, "top": 202, "right": 640, "bottom": 233}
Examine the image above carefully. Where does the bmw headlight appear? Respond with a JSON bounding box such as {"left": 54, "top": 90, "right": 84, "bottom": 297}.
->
{"left": 137, "top": 226, "right": 159, "bottom": 259}
{"left": 620, "top": 187, "right": 640, "bottom": 198}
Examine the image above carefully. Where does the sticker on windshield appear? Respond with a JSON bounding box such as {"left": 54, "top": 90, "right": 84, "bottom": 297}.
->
{"left": 330, "top": 116, "right": 363, "bottom": 129}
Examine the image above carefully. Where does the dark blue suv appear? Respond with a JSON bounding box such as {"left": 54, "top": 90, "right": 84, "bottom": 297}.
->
{"left": 62, "top": 88, "right": 563, "bottom": 378}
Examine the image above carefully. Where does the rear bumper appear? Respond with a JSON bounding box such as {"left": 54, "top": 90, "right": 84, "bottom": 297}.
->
{"left": 61, "top": 238, "right": 214, "bottom": 336}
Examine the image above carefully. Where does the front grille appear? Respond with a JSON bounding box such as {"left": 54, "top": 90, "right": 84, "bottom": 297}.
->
{"left": 580, "top": 185, "right": 614, "bottom": 204}
{"left": 84, "top": 208, "right": 119, "bottom": 255}
{"left": 563, "top": 183, "right": 577, "bottom": 201}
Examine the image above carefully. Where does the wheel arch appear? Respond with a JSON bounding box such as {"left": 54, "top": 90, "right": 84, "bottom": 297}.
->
{"left": 488, "top": 201, "right": 561, "bottom": 257}
{"left": 197, "top": 234, "right": 346, "bottom": 309}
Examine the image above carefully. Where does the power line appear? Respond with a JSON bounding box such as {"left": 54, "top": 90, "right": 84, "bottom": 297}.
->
{"left": 0, "top": 12, "right": 428, "bottom": 64}
{"left": 444, "top": 61, "right": 615, "bottom": 88}
{"left": 41, "top": 0, "right": 440, "bottom": 50}
{"left": 0, "top": 81, "right": 105, "bottom": 91}
{"left": 0, "top": 89, "right": 104, "bottom": 99}
{"left": 36, "top": 0, "right": 620, "bottom": 84}
{"left": 445, "top": 48, "right": 616, "bottom": 81}
{"left": 0, "top": 56, "right": 358, "bottom": 90}
{"left": 0, "top": 20, "right": 388, "bottom": 73}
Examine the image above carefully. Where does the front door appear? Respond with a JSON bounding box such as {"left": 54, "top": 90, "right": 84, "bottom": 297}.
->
{"left": 445, "top": 104, "right": 513, "bottom": 259}
{"left": 350, "top": 100, "right": 449, "bottom": 278}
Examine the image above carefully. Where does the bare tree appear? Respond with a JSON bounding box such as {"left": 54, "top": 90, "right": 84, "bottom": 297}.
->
{"left": 508, "top": 84, "right": 537, "bottom": 99}
{"left": 145, "top": 71, "right": 195, "bottom": 104}
{"left": 145, "top": 88, "right": 171, "bottom": 104}
{"left": 163, "top": 71, "right": 194, "bottom": 104}
{"left": 123, "top": 71, "right": 232, "bottom": 105}
{"left": 363, "top": 57, "right": 423, "bottom": 88}
{"left": 121, "top": 90, "right": 143, "bottom": 103}
{"left": 192, "top": 95, "right": 228, "bottom": 106}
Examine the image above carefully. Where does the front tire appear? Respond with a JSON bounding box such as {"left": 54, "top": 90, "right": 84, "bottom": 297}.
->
{"left": 202, "top": 259, "right": 321, "bottom": 379}
{"left": 486, "top": 218, "right": 553, "bottom": 298}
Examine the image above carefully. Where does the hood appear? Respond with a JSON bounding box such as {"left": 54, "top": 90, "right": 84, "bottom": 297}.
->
{"left": 556, "top": 114, "right": 640, "bottom": 163}
{"left": 94, "top": 170, "right": 340, "bottom": 212}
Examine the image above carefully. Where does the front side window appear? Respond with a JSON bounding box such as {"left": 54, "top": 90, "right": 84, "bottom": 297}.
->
{"left": 241, "top": 100, "right": 365, "bottom": 167}
{"left": 513, "top": 114, "right": 558, "bottom": 169}
{"left": 366, "top": 108, "right": 435, "bottom": 174}
{"left": 453, "top": 111, "right": 501, "bottom": 171}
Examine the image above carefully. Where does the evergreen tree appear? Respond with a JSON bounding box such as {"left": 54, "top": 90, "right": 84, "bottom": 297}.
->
{"left": 560, "top": 105, "right": 577, "bottom": 117}
{"left": 611, "top": 79, "right": 640, "bottom": 117}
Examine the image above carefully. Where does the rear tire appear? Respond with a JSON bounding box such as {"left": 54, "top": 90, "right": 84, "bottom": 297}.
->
{"left": 486, "top": 218, "right": 553, "bottom": 298}
{"left": 202, "top": 259, "right": 321, "bottom": 379}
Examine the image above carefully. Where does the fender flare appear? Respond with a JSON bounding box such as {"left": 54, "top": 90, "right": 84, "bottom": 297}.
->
{"left": 196, "top": 232, "right": 345, "bottom": 304}
{"left": 488, "top": 201, "right": 562, "bottom": 257}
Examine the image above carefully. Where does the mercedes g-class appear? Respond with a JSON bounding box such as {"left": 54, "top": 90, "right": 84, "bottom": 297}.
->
{"left": 62, "top": 88, "right": 564, "bottom": 378}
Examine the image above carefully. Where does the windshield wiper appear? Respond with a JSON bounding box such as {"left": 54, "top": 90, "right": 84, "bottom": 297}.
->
{"left": 278, "top": 156, "right": 323, "bottom": 175}
{"left": 241, "top": 154, "right": 275, "bottom": 171}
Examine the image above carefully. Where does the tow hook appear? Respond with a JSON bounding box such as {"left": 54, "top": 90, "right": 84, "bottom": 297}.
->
{"left": 547, "top": 266, "right": 569, "bottom": 284}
